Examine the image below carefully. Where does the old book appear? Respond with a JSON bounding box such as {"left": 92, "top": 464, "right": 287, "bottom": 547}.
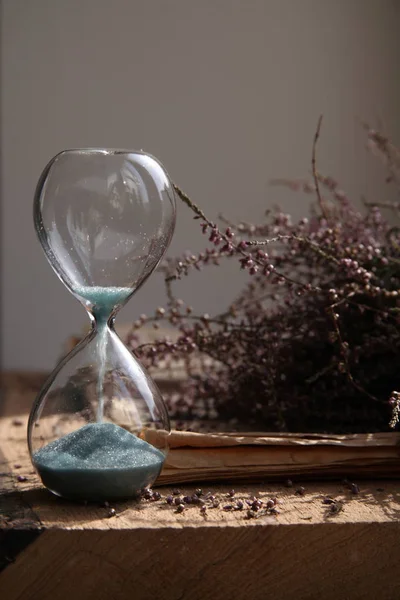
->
{"left": 152, "top": 430, "right": 400, "bottom": 484}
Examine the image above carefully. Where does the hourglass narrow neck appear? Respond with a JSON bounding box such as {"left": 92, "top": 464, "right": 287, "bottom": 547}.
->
{"left": 74, "top": 285, "right": 133, "bottom": 330}
{"left": 90, "top": 311, "right": 116, "bottom": 333}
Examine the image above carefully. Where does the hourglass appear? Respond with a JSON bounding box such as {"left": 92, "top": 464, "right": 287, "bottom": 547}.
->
{"left": 28, "top": 149, "right": 176, "bottom": 501}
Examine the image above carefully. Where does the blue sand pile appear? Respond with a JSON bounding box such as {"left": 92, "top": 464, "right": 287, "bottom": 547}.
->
{"left": 33, "top": 422, "right": 164, "bottom": 501}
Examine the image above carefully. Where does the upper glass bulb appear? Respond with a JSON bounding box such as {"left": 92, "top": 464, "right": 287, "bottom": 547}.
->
{"left": 34, "top": 149, "right": 176, "bottom": 316}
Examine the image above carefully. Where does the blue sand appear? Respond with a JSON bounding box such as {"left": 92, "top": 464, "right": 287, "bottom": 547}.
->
{"left": 73, "top": 286, "right": 133, "bottom": 422}
{"left": 75, "top": 286, "right": 133, "bottom": 323}
{"left": 33, "top": 423, "right": 165, "bottom": 501}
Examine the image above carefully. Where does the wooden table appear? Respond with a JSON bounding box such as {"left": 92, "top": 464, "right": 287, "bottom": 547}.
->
{"left": 1, "top": 372, "right": 400, "bottom": 600}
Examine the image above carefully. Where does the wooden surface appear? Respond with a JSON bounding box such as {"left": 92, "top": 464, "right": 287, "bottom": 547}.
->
{"left": 1, "top": 372, "right": 400, "bottom": 599}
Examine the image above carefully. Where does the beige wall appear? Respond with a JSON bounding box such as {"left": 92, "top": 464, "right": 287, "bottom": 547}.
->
{"left": 2, "top": 0, "right": 400, "bottom": 370}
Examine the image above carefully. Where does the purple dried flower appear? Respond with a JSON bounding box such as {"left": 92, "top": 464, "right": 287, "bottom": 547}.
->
{"left": 133, "top": 125, "right": 400, "bottom": 434}
{"left": 251, "top": 500, "right": 262, "bottom": 511}
{"left": 322, "top": 496, "right": 335, "bottom": 505}
{"left": 246, "top": 509, "right": 257, "bottom": 519}
{"left": 329, "top": 501, "right": 344, "bottom": 515}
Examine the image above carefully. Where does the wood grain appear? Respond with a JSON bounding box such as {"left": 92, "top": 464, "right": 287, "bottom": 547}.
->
{"left": 1, "top": 523, "right": 400, "bottom": 600}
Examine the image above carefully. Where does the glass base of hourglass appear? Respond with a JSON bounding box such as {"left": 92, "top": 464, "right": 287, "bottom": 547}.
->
{"left": 28, "top": 318, "right": 170, "bottom": 502}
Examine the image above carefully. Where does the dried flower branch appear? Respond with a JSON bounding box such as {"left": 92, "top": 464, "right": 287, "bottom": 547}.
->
{"left": 132, "top": 121, "right": 400, "bottom": 433}
{"left": 312, "top": 115, "right": 329, "bottom": 221}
